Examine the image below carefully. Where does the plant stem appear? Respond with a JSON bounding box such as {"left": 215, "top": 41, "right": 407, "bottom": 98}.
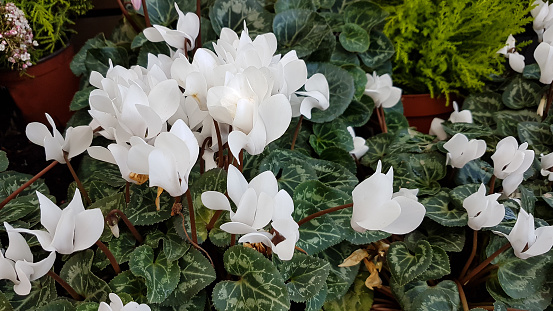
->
{"left": 231, "top": 234, "right": 236, "bottom": 246}
{"left": 455, "top": 279, "right": 469, "bottom": 311}
{"left": 543, "top": 83, "right": 553, "bottom": 121}
{"left": 379, "top": 106, "right": 388, "bottom": 133}
{"left": 141, "top": 0, "right": 151, "bottom": 27}
{"left": 206, "top": 210, "right": 223, "bottom": 231}
{"left": 63, "top": 152, "right": 92, "bottom": 206}
{"left": 488, "top": 175, "right": 496, "bottom": 195}
{"left": 0, "top": 160, "right": 58, "bottom": 209}
{"left": 469, "top": 264, "right": 498, "bottom": 286}
{"left": 461, "top": 242, "right": 511, "bottom": 285}
{"left": 290, "top": 115, "right": 304, "bottom": 150}
{"left": 115, "top": 0, "right": 141, "bottom": 33}
{"left": 95, "top": 240, "right": 121, "bottom": 274}
{"left": 185, "top": 190, "right": 198, "bottom": 244}
{"left": 47, "top": 270, "right": 83, "bottom": 300}
{"left": 178, "top": 212, "right": 214, "bottom": 267}
{"left": 375, "top": 106, "right": 385, "bottom": 133}
{"left": 297, "top": 203, "right": 353, "bottom": 226}
{"left": 239, "top": 150, "right": 244, "bottom": 172}
{"left": 213, "top": 120, "right": 224, "bottom": 167}
{"left": 295, "top": 246, "right": 308, "bottom": 255}
{"left": 459, "top": 230, "right": 478, "bottom": 280}
{"left": 106, "top": 209, "right": 143, "bottom": 244}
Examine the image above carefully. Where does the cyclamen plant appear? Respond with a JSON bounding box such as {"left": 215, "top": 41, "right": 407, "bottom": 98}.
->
{"left": 4, "top": 0, "right": 553, "bottom": 311}
{"left": 0, "top": 2, "right": 36, "bottom": 71}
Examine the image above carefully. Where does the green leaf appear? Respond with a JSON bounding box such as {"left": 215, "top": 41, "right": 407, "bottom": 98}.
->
{"left": 520, "top": 185, "right": 537, "bottom": 215}
{"left": 109, "top": 232, "right": 137, "bottom": 264}
{"left": 161, "top": 247, "right": 216, "bottom": 305}
{"left": 0, "top": 194, "right": 43, "bottom": 224}
{"left": 306, "top": 62, "right": 355, "bottom": 123}
{"left": 75, "top": 303, "right": 100, "bottom": 311}
{"left": 338, "top": 96, "right": 374, "bottom": 127}
{"left": 342, "top": 65, "right": 368, "bottom": 100}
{"left": 411, "top": 222, "right": 466, "bottom": 253}
{"left": 323, "top": 271, "right": 374, "bottom": 310}
{"left": 487, "top": 276, "right": 552, "bottom": 311}
{"left": 142, "top": 0, "right": 195, "bottom": 26}
{"left": 85, "top": 47, "right": 129, "bottom": 77}
{"left": 60, "top": 250, "right": 111, "bottom": 302}
{"left": 125, "top": 184, "right": 172, "bottom": 226}
{"left": 343, "top": 1, "right": 388, "bottom": 30}
{"left": 331, "top": 44, "right": 360, "bottom": 66}
{"left": 109, "top": 271, "right": 148, "bottom": 304}
{"left": 415, "top": 246, "right": 451, "bottom": 281}
{"left": 274, "top": 0, "right": 317, "bottom": 13}
{"left": 278, "top": 253, "right": 331, "bottom": 302}
{"left": 163, "top": 226, "right": 190, "bottom": 262}
{"left": 387, "top": 240, "right": 433, "bottom": 286}
{"left": 273, "top": 10, "right": 331, "bottom": 58}
{"left": 494, "top": 110, "right": 540, "bottom": 137}
{"left": 462, "top": 92, "right": 503, "bottom": 126}
{"left": 212, "top": 246, "right": 290, "bottom": 311}
{"left": 36, "top": 300, "right": 75, "bottom": 311}
{"left": 391, "top": 279, "right": 460, "bottom": 311}
{"left": 502, "top": 76, "right": 542, "bottom": 109}
{"left": 421, "top": 190, "right": 467, "bottom": 227}
{"left": 292, "top": 200, "right": 343, "bottom": 255}
{"left": 339, "top": 23, "right": 369, "bottom": 53}
{"left": 131, "top": 33, "right": 148, "bottom": 49}
{"left": 0, "top": 291, "right": 13, "bottom": 311}
{"left": 209, "top": 227, "right": 232, "bottom": 247}
{"left": 382, "top": 152, "right": 447, "bottom": 195}
{"left": 358, "top": 31, "right": 395, "bottom": 69}
{"left": 70, "top": 87, "right": 94, "bottom": 111}
{"left": 71, "top": 34, "right": 113, "bottom": 76}
{"left": 319, "top": 147, "right": 357, "bottom": 175}
{"left": 78, "top": 155, "right": 126, "bottom": 188}
{"left": 455, "top": 159, "right": 493, "bottom": 186}
{"left": 259, "top": 152, "right": 318, "bottom": 196}
{"left": 360, "top": 133, "right": 394, "bottom": 166}
{"left": 129, "top": 245, "right": 180, "bottom": 303}
{"left": 518, "top": 121, "right": 553, "bottom": 146}
{"left": 210, "top": 0, "right": 274, "bottom": 36}
{"left": 305, "top": 282, "right": 327, "bottom": 311}
{"left": 441, "top": 122, "right": 491, "bottom": 140}
{"left": 523, "top": 63, "right": 541, "bottom": 80}
{"left": 450, "top": 183, "right": 481, "bottom": 210}
{"left": 137, "top": 42, "right": 171, "bottom": 68}
{"left": 0, "top": 171, "right": 49, "bottom": 201}
{"left": 309, "top": 119, "right": 354, "bottom": 155}
{"left": 317, "top": 241, "right": 360, "bottom": 301}
{"left": 0, "top": 151, "right": 7, "bottom": 172}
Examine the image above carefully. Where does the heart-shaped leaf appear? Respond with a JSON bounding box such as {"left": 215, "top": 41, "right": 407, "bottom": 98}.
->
{"left": 387, "top": 240, "right": 433, "bottom": 286}
{"left": 278, "top": 253, "right": 331, "bottom": 302}
{"left": 60, "top": 250, "right": 111, "bottom": 302}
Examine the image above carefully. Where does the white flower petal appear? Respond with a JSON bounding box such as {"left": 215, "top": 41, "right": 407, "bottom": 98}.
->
{"left": 201, "top": 191, "right": 232, "bottom": 212}
{"left": 73, "top": 209, "right": 104, "bottom": 252}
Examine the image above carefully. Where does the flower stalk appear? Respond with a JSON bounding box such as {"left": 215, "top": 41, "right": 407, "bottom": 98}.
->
{"left": 63, "top": 152, "right": 91, "bottom": 206}
{"left": 106, "top": 209, "right": 143, "bottom": 244}
{"left": 459, "top": 230, "right": 478, "bottom": 280}
{"left": 95, "top": 240, "right": 121, "bottom": 274}
{"left": 213, "top": 120, "right": 224, "bottom": 167}
{"left": 47, "top": 270, "right": 83, "bottom": 300}
{"left": 460, "top": 242, "right": 511, "bottom": 285}
{"left": 0, "top": 160, "right": 58, "bottom": 209}
{"left": 290, "top": 115, "right": 304, "bottom": 150}
{"left": 141, "top": 0, "right": 151, "bottom": 27}
{"left": 297, "top": 203, "right": 353, "bottom": 226}
{"left": 115, "top": 0, "right": 140, "bottom": 33}
{"left": 487, "top": 175, "right": 496, "bottom": 195}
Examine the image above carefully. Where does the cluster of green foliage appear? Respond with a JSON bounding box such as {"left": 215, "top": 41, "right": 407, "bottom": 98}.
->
{"left": 11, "top": 0, "right": 93, "bottom": 60}
{"left": 378, "top": 0, "right": 532, "bottom": 100}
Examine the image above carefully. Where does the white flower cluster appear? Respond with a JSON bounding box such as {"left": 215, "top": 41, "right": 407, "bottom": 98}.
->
{"left": 531, "top": 0, "right": 553, "bottom": 84}
{"left": 84, "top": 4, "right": 329, "bottom": 202}
{"left": 0, "top": 2, "right": 37, "bottom": 70}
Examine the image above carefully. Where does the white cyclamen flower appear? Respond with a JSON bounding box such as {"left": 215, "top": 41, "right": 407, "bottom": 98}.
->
{"left": 443, "top": 133, "right": 486, "bottom": 168}
{"left": 494, "top": 207, "right": 553, "bottom": 259}
{"left": 540, "top": 152, "right": 553, "bottom": 181}
{"left": 363, "top": 72, "right": 402, "bottom": 108}
{"left": 531, "top": 0, "right": 553, "bottom": 40}
{"left": 491, "top": 136, "right": 534, "bottom": 196}
{"left": 0, "top": 223, "right": 56, "bottom": 296}
{"left": 293, "top": 73, "right": 330, "bottom": 119}
{"left": 535, "top": 27, "right": 553, "bottom": 84}
{"left": 497, "top": 34, "right": 525, "bottom": 73}
{"left": 347, "top": 126, "right": 369, "bottom": 159}
{"left": 429, "top": 102, "right": 472, "bottom": 141}
{"left": 99, "top": 293, "right": 151, "bottom": 311}
{"left": 351, "top": 161, "right": 425, "bottom": 234}
{"left": 143, "top": 3, "right": 199, "bottom": 51}
{"left": 26, "top": 113, "right": 93, "bottom": 164}
{"left": 463, "top": 184, "right": 505, "bottom": 230}
{"left": 11, "top": 189, "right": 104, "bottom": 254}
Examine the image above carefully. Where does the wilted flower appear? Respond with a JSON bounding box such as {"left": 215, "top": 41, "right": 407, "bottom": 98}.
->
{"left": 540, "top": 152, "right": 553, "bottom": 180}
{"left": 363, "top": 72, "right": 402, "bottom": 108}
{"left": 143, "top": 3, "right": 199, "bottom": 51}
{"left": 99, "top": 293, "right": 151, "bottom": 311}
{"left": 443, "top": 133, "right": 486, "bottom": 168}
{"left": 26, "top": 113, "right": 93, "bottom": 164}
{"left": 0, "top": 223, "right": 56, "bottom": 296}
{"left": 494, "top": 207, "right": 553, "bottom": 259}
{"left": 351, "top": 161, "right": 425, "bottom": 234}
{"left": 463, "top": 184, "right": 505, "bottom": 230}
{"left": 497, "top": 34, "right": 525, "bottom": 73}
{"left": 11, "top": 189, "right": 104, "bottom": 254}
{"left": 534, "top": 27, "right": 553, "bottom": 84}
{"left": 347, "top": 126, "right": 369, "bottom": 159}
{"left": 491, "top": 136, "right": 534, "bottom": 196}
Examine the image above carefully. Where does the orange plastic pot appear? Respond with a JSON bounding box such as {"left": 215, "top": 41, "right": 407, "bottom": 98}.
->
{"left": 402, "top": 94, "right": 454, "bottom": 134}
{"left": 0, "top": 45, "right": 79, "bottom": 126}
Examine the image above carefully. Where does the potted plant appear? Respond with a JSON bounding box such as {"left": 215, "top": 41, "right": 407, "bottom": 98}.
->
{"left": 375, "top": 0, "right": 532, "bottom": 133}
{"left": 0, "top": 0, "right": 93, "bottom": 125}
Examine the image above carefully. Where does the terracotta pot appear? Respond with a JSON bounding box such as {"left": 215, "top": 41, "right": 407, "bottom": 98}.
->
{"left": 0, "top": 45, "right": 79, "bottom": 126}
{"left": 401, "top": 94, "right": 455, "bottom": 134}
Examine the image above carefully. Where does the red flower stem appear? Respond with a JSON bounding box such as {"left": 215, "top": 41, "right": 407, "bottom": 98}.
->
{"left": 379, "top": 106, "right": 388, "bottom": 133}
{"left": 297, "top": 203, "right": 353, "bottom": 226}
{"left": 63, "top": 152, "right": 92, "bottom": 206}
{"left": 206, "top": 210, "right": 223, "bottom": 231}
{"left": 488, "top": 175, "right": 496, "bottom": 195}
{"left": 213, "top": 120, "right": 224, "bottom": 167}
{"left": 375, "top": 106, "right": 384, "bottom": 133}
{"left": 178, "top": 213, "right": 214, "bottom": 267}
{"left": 230, "top": 234, "right": 236, "bottom": 246}
{"left": 47, "top": 270, "right": 83, "bottom": 300}
{"left": 295, "top": 246, "right": 308, "bottom": 255}
{"left": 454, "top": 279, "right": 469, "bottom": 311}
{"left": 290, "top": 115, "right": 304, "bottom": 150}
{"left": 239, "top": 150, "right": 244, "bottom": 172}
{"left": 0, "top": 160, "right": 58, "bottom": 209}
{"left": 185, "top": 190, "right": 198, "bottom": 244}
{"left": 141, "top": 0, "right": 151, "bottom": 28}
{"left": 95, "top": 240, "right": 121, "bottom": 274}
{"left": 116, "top": 0, "right": 141, "bottom": 33}
{"left": 459, "top": 230, "right": 478, "bottom": 280}
{"left": 461, "top": 242, "right": 511, "bottom": 285}
{"left": 106, "top": 209, "right": 143, "bottom": 244}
